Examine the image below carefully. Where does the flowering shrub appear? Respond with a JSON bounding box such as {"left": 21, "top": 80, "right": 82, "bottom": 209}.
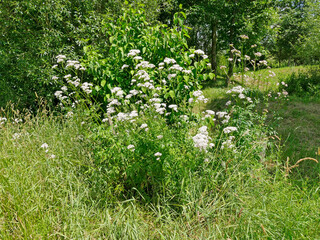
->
{"left": 48, "top": 7, "right": 279, "bottom": 204}
{"left": 83, "top": 4, "right": 213, "bottom": 109}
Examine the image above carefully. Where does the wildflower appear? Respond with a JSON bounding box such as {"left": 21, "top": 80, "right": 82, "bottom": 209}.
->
{"left": 129, "top": 89, "right": 139, "bottom": 95}
{"left": 54, "top": 91, "right": 63, "bottom": 99}
{"left": 183, "top": 69, "right": 192, "bottom": 74}
{"left": 61, "top": 86, "right": 68, "bottom": 91}
{"left": 115, "top": 90, "right": 125, "bottom": 98}
{"left": 216, "top": 111, "right": 228, "bottom": 118}
{"left": 12, "top": 133, "right": 21, "bottom": 140}
{"left": 192, "top": 126, "right": 211, "bottom": 152}
{"left": 221, "top": 115, "right": 230, "bottom": 124}
{"left": 240, "top": 34, "right": 249, "bottom": 39}
{"left": 81, "top": 82, "right": 93, "bottom": 94}
{"left": 168, "top": 74, "right": 177, "bottom": 80}
{"left": 52, "top": 65, "right": 58, "bottom": 69}
{"left": 127, "top": 145, "right": 135, "bottom": 151}
{"left": 193, "top": 90, "right": 203, "bottom": 97}
{"left": 164, "top": 57, "right": 176, "bottom": 64}
{"left": 228, "top": 58, "right": 233, "bottom": 62}
{"left": 0, "top": 117, "right": 7, "bottom": 125}
{"left": 169, "top": 64, "right": 183, "bottom": 71}
{"left": 116, "top": 112, "right": 128, "bottom": 121}
{"left": 121, "top": 64, "right": 129, "bottom": 69}
{"left": 254, "top": 52, "right": 262, "bottom": 57}
{"left": 202, "top": 55, "right": 208, "bottom": 59}
{"left": 223, "top": 126, "right": 238, "bottom": 134}
{"left": 227, "top": 86, "right": 245, "bottom": 94}
{"left": 238, "top": 93, "right": 246, "bottom": 99}
{"left": 154, "top": 152, "right": 162, "bottom": 157}
{"left": 140, "top": 123, "right": 148, "bottom": 129}
{"left": 52, "top": 76, "right": 59, "bottom": 80}
{"left": 127, "top": 49, "right": 140, "bottom": 57}
{"left": 66, "top": 111, "right": 73, "bottom": 118}
{"left": 194, "top": 49, "right": 205, "bottom": 55}
{"left": 180, "top": 115, "right": 189, "bottom": 121}
{"left": 188, "top": 98, "right": 194, "bottom": 104}
{"left": 49, "top": 154, "right": 56, "bottom": 159}
{"left": 41, "top": 143, "right": 49, "bottom": 152}
{"left": 168, "top": 104, "right": 178, "bottom": 112}
{"left": 133, "top": 56, "right": 143, "bottom": 60}
{"left": 189, "top": 54, "right": 195, "bottom": 58}
{"left": 56, "top": 55, "right": 66, "bottom": 63}
{"left": 206, "top": 110, "right": 215, "bottom": 115}
{"left": 157, "top": 135, "right": 163, "bottom": 139}
{"left": 226, "top": 100, "right": 231, "bottom": 106}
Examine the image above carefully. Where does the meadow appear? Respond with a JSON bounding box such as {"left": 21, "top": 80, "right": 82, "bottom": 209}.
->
{"left": 1, "top": 2, "right": 320, "bottom": 239}
{"left": 1, "top": 65, "right": 319, "bottom": 239}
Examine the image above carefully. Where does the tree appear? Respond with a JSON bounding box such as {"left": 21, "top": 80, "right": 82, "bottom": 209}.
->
{"left": 158, "top": 0, "right": 274, "bottom": 86}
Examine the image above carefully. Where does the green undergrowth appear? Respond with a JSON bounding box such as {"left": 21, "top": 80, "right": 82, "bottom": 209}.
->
{"left": 267, "top": 96, "right": 320, "bottom": 183}
{"left": 0, "top": 108, "right": 319, "bottom": 239}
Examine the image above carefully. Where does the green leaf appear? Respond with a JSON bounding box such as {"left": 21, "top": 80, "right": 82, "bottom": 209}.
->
{"left": 169, "top": 90, "right": 175, "bottom": 99}
{"left": 183, "top": 75, "right": 190, "bottom": 82}
{"left": 101, "top": 80, "right": 106, "bottom": 87}
{"left": 209, "top": 73, "right": 215, "bottom": 80}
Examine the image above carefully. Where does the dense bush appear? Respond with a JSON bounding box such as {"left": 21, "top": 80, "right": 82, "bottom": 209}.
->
{"left": 279, "top": 66, "right": 320, "bottom": 97}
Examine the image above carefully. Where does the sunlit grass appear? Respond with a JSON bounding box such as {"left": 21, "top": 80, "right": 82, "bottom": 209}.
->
{"left": 0, "top": 106, "right": 319, "bottom": 239}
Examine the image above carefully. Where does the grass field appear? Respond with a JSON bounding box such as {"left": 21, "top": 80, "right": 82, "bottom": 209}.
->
{"left": 0, "top": 66, "right": 319, "bottom": 239}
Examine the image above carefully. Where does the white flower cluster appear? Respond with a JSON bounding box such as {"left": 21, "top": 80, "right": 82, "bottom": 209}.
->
{"left": 223, "top": 126, "right": 237, "bottom": 134}
{"left": 216, "top": 111, "right": 231, "bottom": 124}
{"left": 127, "top": 144, "right": 135, "bottom": 151}
{"left": 135, "top": 61, "right": 155, "bottom": 69}
{"left": 127, "top": 49, "right": 141, "bottom": 57}
{"left": 226, "top": 86, "right": 252, "bottom": 103}
{"left": 0, "top": 117, "right": 7, "bottom": 125}
{"left": 81, "top": 82, "right": 93, "bottom": 94}
{"left": 164, "top": 57, "right": 176, "bottom": 64}
{"left": 192, "top": 126, "right": 214, "bottom": 152}
{"left": 56, "top": 55, "right": 66, "bottom": 63}
{"left": 169, "top": 64, "right": 183, "bottom": 71}
{"left": 193, "top": 49, "right": 208, "bottom": 59}
{"left": 221, "top": 136, "right": 235, "bottom": 149}
{"left": 40, "top": 143, "right": 49, "bottom": 153}
{"left": 202, "top": 110, "right": 215, "bottom": 120}
{"left": 192, "top": 90, "right": 208, "bottom": 103}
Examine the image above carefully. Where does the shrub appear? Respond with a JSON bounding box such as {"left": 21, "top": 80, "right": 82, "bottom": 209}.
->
{"left": 279, "top": 66, "right": 320, "bottom": 97}
{"left": 83, "top": 4, "right": 213, "bottom": 109}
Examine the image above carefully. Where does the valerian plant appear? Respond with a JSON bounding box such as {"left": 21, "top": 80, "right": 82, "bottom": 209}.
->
{"left": 82, "top": 3, "right": 213, "bottom": 109}
{"left": 49, "top": 5, "right": 280, "bottom": 205}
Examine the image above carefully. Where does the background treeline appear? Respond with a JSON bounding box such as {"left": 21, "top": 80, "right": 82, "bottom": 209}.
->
{"left": 1, "top": 0, "right": 319, "bottom": 109}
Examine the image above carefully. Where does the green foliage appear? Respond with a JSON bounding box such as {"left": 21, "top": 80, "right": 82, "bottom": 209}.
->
{"left": 280, "top": 66, "right": 320, "bottom": 97}
{"left": 83, "top": 5, "right": 213, "bottom": 109}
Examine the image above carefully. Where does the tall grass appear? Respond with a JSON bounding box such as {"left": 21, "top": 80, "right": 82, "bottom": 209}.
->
{"left": 0, "top": 107, "right": 319, "bottom": 239}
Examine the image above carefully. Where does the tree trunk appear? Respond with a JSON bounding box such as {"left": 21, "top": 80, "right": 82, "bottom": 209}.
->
{"left": 211, "top": 21, "right": 217, "bottom": 80}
